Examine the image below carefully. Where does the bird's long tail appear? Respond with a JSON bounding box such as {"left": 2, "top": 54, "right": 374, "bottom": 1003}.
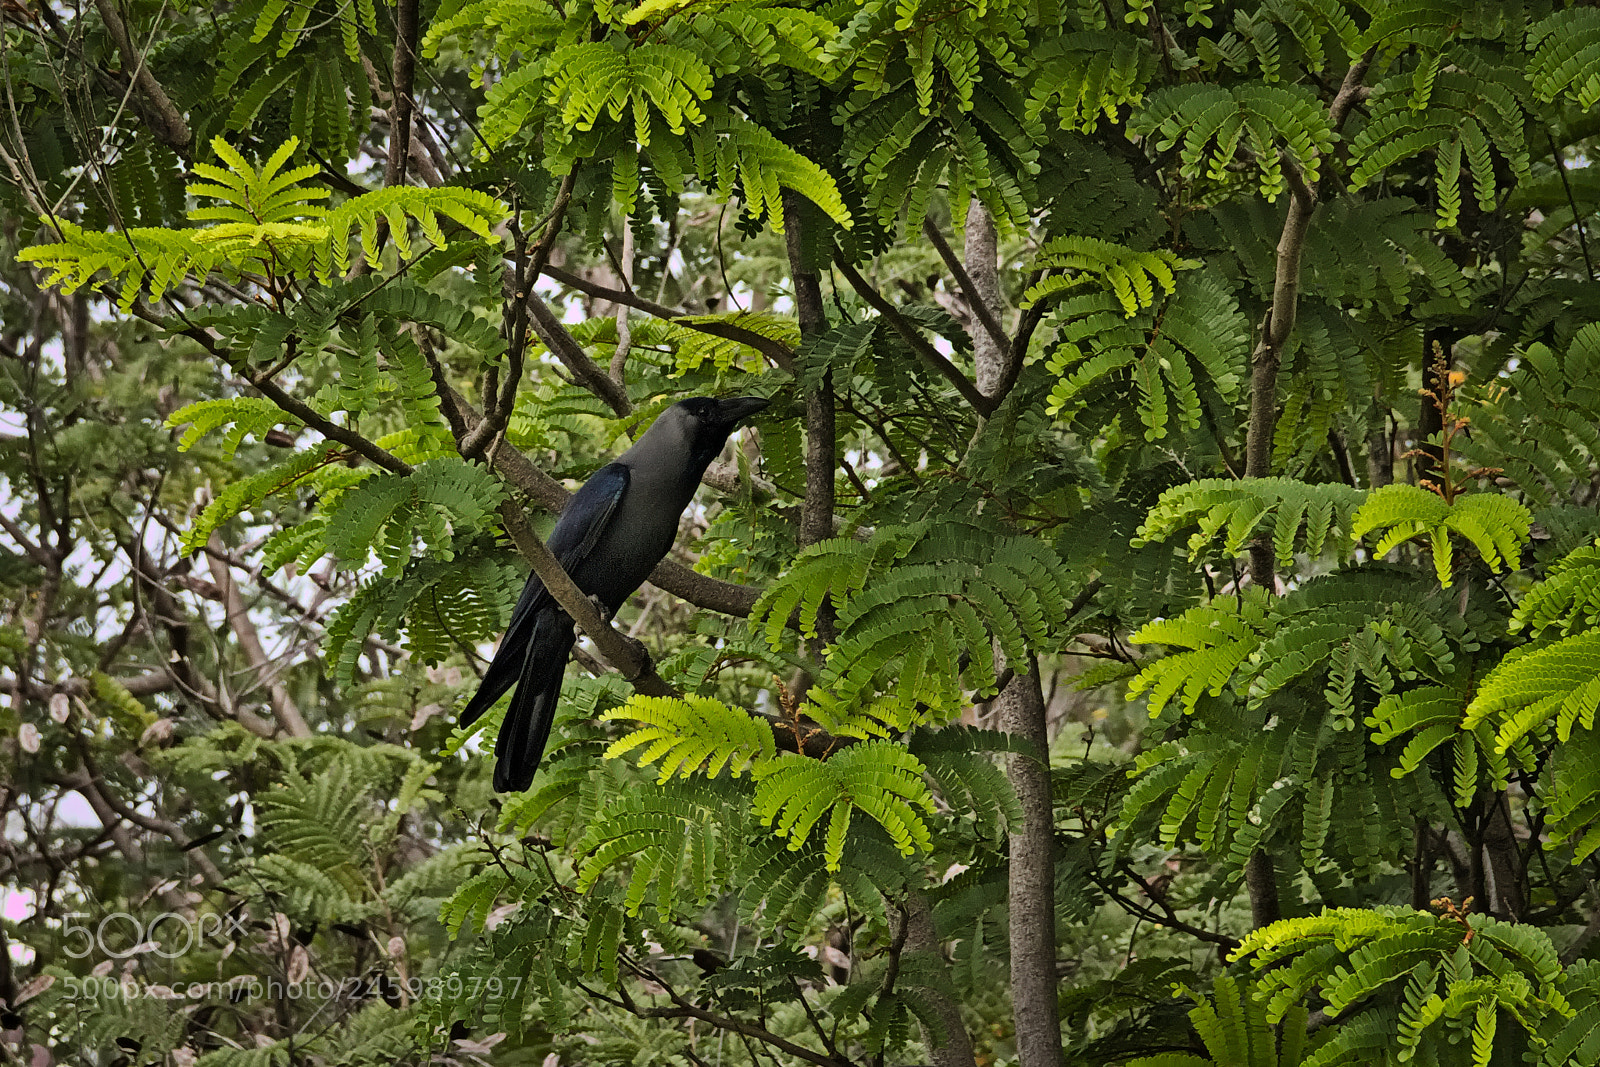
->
{"left": 492, "top": 610, "right": 577, "bottom": 792}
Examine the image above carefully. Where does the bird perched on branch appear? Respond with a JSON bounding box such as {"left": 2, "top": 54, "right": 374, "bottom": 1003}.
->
{"left": 461, "top": 395, "right": 770, "bottom": 791}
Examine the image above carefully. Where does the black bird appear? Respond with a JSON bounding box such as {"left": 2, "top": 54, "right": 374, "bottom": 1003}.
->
{"left": 461, "top": 395, "right": 770, "bottom": 791}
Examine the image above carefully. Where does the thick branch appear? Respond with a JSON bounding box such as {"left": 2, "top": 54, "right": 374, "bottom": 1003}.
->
{"left": 64, "top": 758, "right": 224, "bottom": 886}
{"left": 1, "top": 671, "right": 173, "bottom": 702}
{"left": 0, "top": 511, "right": 51, "bottom": 567}
{"left": 93, "top": 0, "right": 190, "bottom": 156}
{"left": 834, "top": 259, "right": 994, "bottom": 416}
{"left": 1243, "top": 46, "right": 1375, "bottom": 589}
{"left": 923, "top": 214, "right": 1011, "bottom": 380}
{"left": 784, "top": 192, "right": 837, "bottom": 650}
{"left": 902, "top": 892, "right": 980, "bottom": 1067}
{"left": 382, "top": 0, "right": 420, "bottom": 188}
{"left": 1240, "top": 51, "right": 1377, "bottom": 925}
{"left": 999, "top": 664, "right": 1064, "bottom": 1067}
{"left": 524, "top": 288, "right": 633, "bottom": 416}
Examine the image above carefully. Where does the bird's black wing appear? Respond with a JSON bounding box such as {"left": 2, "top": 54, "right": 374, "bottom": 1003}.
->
{"left": 458, "top": 463, "right": 630, "bottom": 729}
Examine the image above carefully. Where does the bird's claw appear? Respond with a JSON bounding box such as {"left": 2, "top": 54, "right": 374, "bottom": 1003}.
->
{"left": 588, "top": 595, "right": 612, "bottom": 623}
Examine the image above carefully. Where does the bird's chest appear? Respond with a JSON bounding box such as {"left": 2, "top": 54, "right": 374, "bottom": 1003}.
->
{"left": 572, "top": 473, "right": 696, "bottom": 610}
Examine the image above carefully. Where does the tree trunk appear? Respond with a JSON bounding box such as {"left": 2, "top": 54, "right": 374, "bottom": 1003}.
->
{"left": 965, "top": 201, "right": 1005, "bottom": 395}
{"left": 960, "top": 201, "right": 1062, "bottom": 1065}
{"left": 1000, "top": 665, "right": 1063, "bottom": 1067}
{"left": 783, "top": 191, "right": 833, "bottom": 555}
{"left": 904, "top": 892, "right": 980, "bottom": 1067}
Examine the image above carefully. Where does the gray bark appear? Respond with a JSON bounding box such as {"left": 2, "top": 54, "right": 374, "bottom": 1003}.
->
{"left": 904, "top": 892, "right": 980, "bottom": 1067}
{"left": 1000, "top": 665, "right": 1063, "bottom": 1067}
{"left": 965, "top": 202, "right": 1005, "bottom": 395}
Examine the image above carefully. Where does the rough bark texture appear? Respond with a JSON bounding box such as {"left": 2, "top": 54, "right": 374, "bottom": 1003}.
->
{"left": 963, "top": 202, "right": 1006, "bottom": 394}
{"left": 1000, "top": 665, "right": 1063, "bottom": 1067}
{"left": 903, "top": 892, "right": 980, "bottom": 1067}
{"left": 1243, "top": 46, "right": 1375, "bottom": 594}
{"left": 382, "top": 0, "right": 420, "bottom": 188}
{"left": 1479, "top": 791, "right": 1527, "bottom": 920}
{"left": 1244, "top": 852, "right": 1281, "bottom": 930}
{"left": 93, "top": 0, "right": 191, "bottom": 156}
{"left": 783, "top": 192, "right": 835, "bottom": 555}
{"left": 955, "top": 208, "right": 1062, "bottom": 1064}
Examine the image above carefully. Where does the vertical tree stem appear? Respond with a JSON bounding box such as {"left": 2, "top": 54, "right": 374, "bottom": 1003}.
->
{"left": 1240, "top": 50, "right": 1373, "bottom": 928}
{"left": 1001, "top": 664, "right": 1063, "bottom": 1067}
{"left": 904, "top": 892, "right": 980, "bottom": 1067}
{"left": 383, "top": 0, "right": 420, "bottom": 189}
{"left": 784, "top": 191, "right": 834, "bottom": 554}
{"left": 960, "top": 201, "right": 1007, "bottom": 395}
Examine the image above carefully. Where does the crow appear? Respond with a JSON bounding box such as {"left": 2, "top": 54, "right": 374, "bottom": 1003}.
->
{"left": 460, "top": 395, "right": 770, "bottom": 791}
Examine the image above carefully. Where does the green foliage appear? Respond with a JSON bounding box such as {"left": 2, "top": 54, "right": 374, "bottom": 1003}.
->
{"left": 574, "top": 780, "right": 749, "bottom": 916}
{"left": 166, "top": 397, "right": 299, "bottom": 457}
{"left": 602, "top": 693, "right": 777, "bottom": 781}
{"left": 13, "top": 1, "right": 1600, "bottom": 1064}
{"left": 19, "top": 137, "right": 506, "bottom": 305}
{"left": 1527, "top": 8, "right": 1600, "bottom": 111}
{"left": 1041, "top": 271, "right": 1249, "bottom": 441}
{"left": 753, "top": 522, "right": 1078, "bottom": 736}
{"left": 1135, "top": 477, "right": 1365, "bottom": 568}
{"left": 1129, "top": 82, "right": 1336, "bottom": 200}
{"left": 753, "top": 741, "right": 937, "bottom": 869}
{"left": 1513, "top": 541, "right": 1600, "bottom": 641}
{"left": 1348, "top": 67, "right": 1529, "bottom": 229}
{"left": 1125, "top": 975, "right": 1308, "bottom": 1066}
{"left": 1231, "top": 906, "right": 1572, "bottom": 1065}
{"left": 1028, "top": 31, "right": 1158, "bottom": 135}
{"left": 1453, "top": 326, "right": 1600, "bottom": 507}
{"left": 324, "top": 457, "right": 505, "bottom": 572}
{"left": 1025, "top": 236, "right": 1191, "bottom": 317}
{"left": 1129, "top": 567, "right": 1469, "bottom": 722}
{"left": 182, "top": 442, "right": 343, "bottom": 552}
{"left": 1462, "top": 631, "right": 1600, "bottom": 756}
{"left": 1352, "top": 485, "right": 1532, "bottom": 587}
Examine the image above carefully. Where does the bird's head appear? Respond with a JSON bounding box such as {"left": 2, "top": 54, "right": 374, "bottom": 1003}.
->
{"left": 630, "top": 395, "right": 771, "bottom": 473}
{"left": 677, "top": 395, "right": 771, "bottom": 428}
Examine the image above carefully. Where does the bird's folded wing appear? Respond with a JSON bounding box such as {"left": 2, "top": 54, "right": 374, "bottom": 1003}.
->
{"left": 458, "top": 463, "right": 630, "bottom": 728}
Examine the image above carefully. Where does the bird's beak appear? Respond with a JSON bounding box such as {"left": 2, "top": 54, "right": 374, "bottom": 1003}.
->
{"left": 714, "top": 396, "right": 770, "bottom": 425}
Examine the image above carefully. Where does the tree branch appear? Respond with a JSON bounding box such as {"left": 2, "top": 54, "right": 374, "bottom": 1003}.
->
{"left": 998, "top": 663, "right": 1064, "bottom": 1067}
{"left": 902, "top": 891, "right": 980, "bottom": 1067}
{"left": 382, "top": 0, "right": 420, "bottom": 188}
{"left": 92, "top": 0, "right": 190, "bottom": 157}
{"left": 134, "top": 304, "right": 415, "bottom": 476}
{"left": 1239, "top": 50, "right": 1376, "bottom": 928}
{"left": 524, "top": 286, "right": 633, "bottom": 416}
{"left": 540, "top": 263, "right": 797, "bottom": 374}
{"left": 922, "top": 215, "right": 1011, "bottom": 381}
{"left": 1243, "top": 45, "right": 1375, "bottom": 587}
{"left": 834, "top": 259, "right": 994, "bottom": 416}
{"left": 496, "top": 502, "right": 670, "bottom": 698}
